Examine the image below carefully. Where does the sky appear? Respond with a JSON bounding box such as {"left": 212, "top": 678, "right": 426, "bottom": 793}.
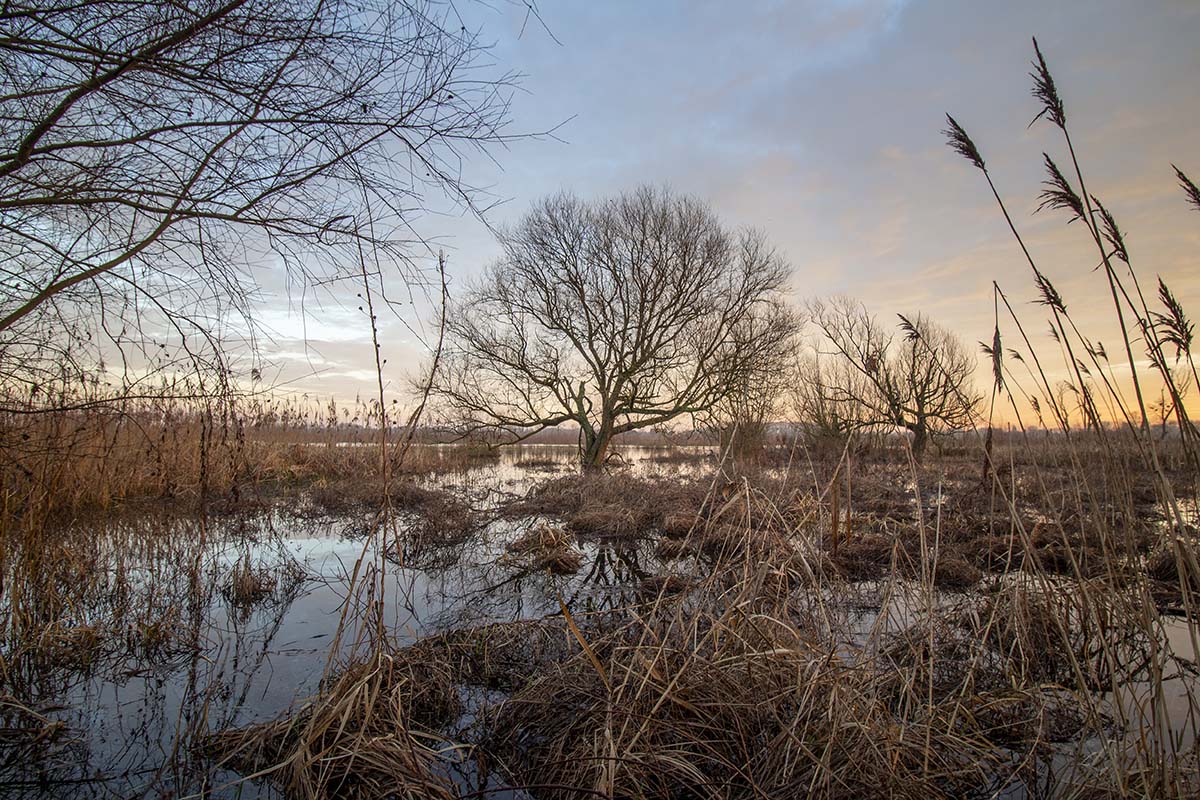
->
{"left": 260, "top": 0, "right": 1200, "bottom": 421}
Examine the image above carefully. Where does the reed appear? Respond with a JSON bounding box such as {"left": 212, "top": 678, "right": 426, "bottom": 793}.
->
{"left": 2, "top": 35, "right": 1198, "bottom": 800}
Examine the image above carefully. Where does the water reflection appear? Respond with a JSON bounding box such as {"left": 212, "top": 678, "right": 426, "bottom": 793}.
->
{"left": 0, "top": 444, "right": 701, "bottom": 797}
{"left": 10, "top": 442, "right": 1189, "bottom": 799}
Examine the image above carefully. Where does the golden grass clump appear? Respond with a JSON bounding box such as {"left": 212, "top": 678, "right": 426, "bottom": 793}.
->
{"left": 660, "top": 511, "right": 700, "bottom": 538}
{"left": 932, "top": 556, "right": 983, "bottom": 591}
{"left": 831, "top": 532, "right": 897, "bottom": 580}
{"left": 207, "top": 652, "right": 460, "bottom": 800}
{"left": 484, "top": 574, "right": 1001, "bottom": 799}
{"left": 503, "top": 522, "right": 584, "bottom": 574}
{"left": 1145, "top": 536, "right": 1200, "bottom": 610}
{"left": 225, "top": 553, "right": 277, "bottom": 608}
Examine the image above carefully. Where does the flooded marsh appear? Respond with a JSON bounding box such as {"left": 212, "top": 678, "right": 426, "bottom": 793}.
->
{"left": 1, "top": 443, "right": 1197, "bottom": 799}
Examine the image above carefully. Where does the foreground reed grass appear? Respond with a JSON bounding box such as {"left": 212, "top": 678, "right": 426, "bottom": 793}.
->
{"left": 197, "top": 437, "right": 1198, "bottom": 798}
{"left": 209, "top": 651, "right": 460, "bottom": 799}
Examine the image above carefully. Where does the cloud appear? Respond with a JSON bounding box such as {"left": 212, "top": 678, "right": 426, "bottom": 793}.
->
{"left": 250, "top": 0, "right": 1200, "bottom": 412}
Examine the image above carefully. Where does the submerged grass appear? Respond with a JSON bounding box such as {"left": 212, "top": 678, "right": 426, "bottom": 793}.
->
{"left": 502, "top": 522, "right": 584, "bottom": 575}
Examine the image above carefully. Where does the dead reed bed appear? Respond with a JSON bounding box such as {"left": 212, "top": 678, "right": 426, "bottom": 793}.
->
{"left": 0, "top": 388, "right": 499, "bottom": 521}
{"left": 207, "top": 650, "right": 460, "bottom": 800}
{"left": 503, "top": 470, "right": 713, "bottom": 540}
{"left": 199, "top": 439, "right": 1197, "bottom": 799}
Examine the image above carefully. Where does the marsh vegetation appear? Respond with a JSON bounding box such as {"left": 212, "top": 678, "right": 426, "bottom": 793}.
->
{"left": 0, "top": 4, "right": 1198, "bottom": 799}
{"left": 0, "top": 438, "right": 1197, "bottom": 798}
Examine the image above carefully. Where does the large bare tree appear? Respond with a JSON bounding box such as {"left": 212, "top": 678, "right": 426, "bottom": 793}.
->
{"left": 431, "top": 187, "right": 794, "bottom": 468}
{"left": 807, "top": 297, "right": 980, "bottom": 460}
{"left": 0, "top": 0, "right": 522, "bottom": 398}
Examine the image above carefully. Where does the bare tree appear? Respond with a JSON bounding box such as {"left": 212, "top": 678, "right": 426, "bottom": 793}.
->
{"left": 431, "top": 187, "right": 794, "bottom": 468}
{"left": 807, "top": 297, "right": 980, "bottom": 460}
{"left": 700, "top": 302, "right": 799, "bottom": 461}
{"left": 789, "top": 349, "right": 874, "bottom": 450}
{"left": 0, "top": 0, "right": 522, "bottom": 400}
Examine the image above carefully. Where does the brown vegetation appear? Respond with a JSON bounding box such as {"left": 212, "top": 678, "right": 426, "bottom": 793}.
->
{"left": 209, "top": 652, "right": 460, "bottom": 800}
{"left": 204, "top": 444, "right": 1199, "bottom": 797}
{"left": 3, "top": 32, "right": 1200, "bottom": 800}
{"left": 502, "top": 523, "right": 584, "bottom": 574}
{"left": 0, "top": 394, "right": 500, "bottom": 522}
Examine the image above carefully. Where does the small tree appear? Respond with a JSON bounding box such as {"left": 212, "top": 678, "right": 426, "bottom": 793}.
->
{"left": 431, "top": 187, "right": 794, "bottom": 468}
{"left": 789, "top": 350, "right": 874, "bottom": 452}
{"left": 807, "top": 297, "right": 980, "bottom": 460}
{"left": 700, "top": 303, "right": 799, "bottom": 461}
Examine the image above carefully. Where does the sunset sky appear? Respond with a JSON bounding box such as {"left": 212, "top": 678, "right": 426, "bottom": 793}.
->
{"left": 263, "top": 0, "right": 1200, "bottom": 420}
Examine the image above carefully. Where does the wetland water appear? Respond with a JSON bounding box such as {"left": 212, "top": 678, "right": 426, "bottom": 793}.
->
{"left": 0, "top": 445, "right": 706, "bottom": 798}
{"left": 1, "top": 444, "right": 1195, "bottom": 798}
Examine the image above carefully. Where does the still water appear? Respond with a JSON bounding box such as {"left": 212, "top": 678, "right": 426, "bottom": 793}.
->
{"left": 1, "top": 444, "right": 1194, "bottom": 798}
{"left": 0, "top": 445, "right": 705, "bottom": 798}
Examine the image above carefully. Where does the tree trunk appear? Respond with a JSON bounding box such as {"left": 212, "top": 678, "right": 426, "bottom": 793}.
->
{"left": 581, "top": 419, "right": 613, "bottom": 470}
{"left": 910, "top": 424, "right": 928, "bottom": 462}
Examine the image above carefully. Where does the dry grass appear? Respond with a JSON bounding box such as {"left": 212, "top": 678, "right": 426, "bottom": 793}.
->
{"left": 0, "top": 391, "right": 500, "bottom": 521}
{"left": 505, "top": 471, "right": 712, "bottom": 541}
{"left": 222, "top": 550, "right": 307, "bottom": 614}
{"left": 502, "top": 522, "right": 584, "bottom": 574}
{"left": 487, "top": 629, "right": 998, "bottom": 798}
{"left": 225, "top": 553, "right": 277, "bottom": 608}
{"left": 207, "top": 652, "right": 460, "bottom": 799}
{"left": 189, "top": 439, "right": 1199, "bottom": 799}
{"left": 3, "top": 423, "right": 1196, "bottom": 798}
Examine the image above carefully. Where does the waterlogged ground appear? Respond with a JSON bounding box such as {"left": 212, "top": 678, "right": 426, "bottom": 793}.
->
{"left": 1, "top": 444, "right": 1197, "bottom": 798}
{"left": 0, "top": 445, "right": 710, "bottom": 798}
